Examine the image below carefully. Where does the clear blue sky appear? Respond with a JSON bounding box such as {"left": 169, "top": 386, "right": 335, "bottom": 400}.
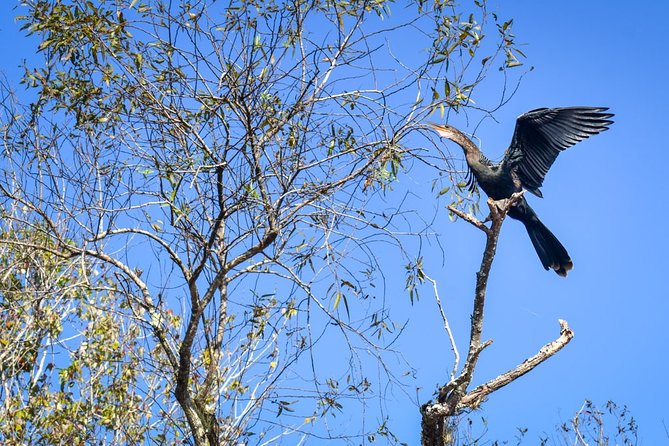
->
{"left": 1, "top": 0, "right": 667, "bottom": 443}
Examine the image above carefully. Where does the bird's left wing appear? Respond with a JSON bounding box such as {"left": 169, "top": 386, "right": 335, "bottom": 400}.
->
{"left": 503, "top": 107, "right": 614, "bottom": 197}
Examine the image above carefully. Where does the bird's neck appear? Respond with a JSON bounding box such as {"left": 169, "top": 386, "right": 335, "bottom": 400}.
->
{"left": 448, "top": 128, "right": 484, "bottom": 167}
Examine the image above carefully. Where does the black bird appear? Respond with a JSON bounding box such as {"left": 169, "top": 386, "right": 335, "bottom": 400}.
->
{"left": 430, "top": 107, "right": 614, "bottom": 276}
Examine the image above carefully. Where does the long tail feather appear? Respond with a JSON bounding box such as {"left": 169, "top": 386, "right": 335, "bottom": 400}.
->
{"left": 507, "top": 197, "right": 573, "bottom": 277}
{"left": 525, "top": 219, "right": 573, "bottom": 277}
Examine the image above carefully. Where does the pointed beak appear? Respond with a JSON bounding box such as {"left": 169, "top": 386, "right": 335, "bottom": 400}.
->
{"left": 428, "top": 123, "right": 455, "bottom": 140}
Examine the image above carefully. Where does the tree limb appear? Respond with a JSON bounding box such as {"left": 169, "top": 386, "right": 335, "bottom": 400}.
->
{"left": 421, "top": 192, "right": 573, "bottom": 446}
{"left": 459, "top": 319, "right": 574, "bottom": 409}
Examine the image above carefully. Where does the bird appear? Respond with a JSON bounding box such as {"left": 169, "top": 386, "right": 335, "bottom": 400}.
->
{"left": 430, "top": 107, "right": 614, "bottom": 276}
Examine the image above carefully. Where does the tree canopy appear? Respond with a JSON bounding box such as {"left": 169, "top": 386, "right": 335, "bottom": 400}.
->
{"left": 0, "top": 0, "right": 525, "bottom": 444}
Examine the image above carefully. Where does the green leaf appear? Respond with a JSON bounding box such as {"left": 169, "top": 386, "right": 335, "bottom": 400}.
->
{"left": 437, "top": 186, "right": 450, "bottom": 197}
{"left": 333, "top": 292, "right": 341, "bottom": 309}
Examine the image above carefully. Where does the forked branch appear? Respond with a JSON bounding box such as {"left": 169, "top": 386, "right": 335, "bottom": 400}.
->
{"left": 420, "top": 193, "right": 574, "bottom": 446}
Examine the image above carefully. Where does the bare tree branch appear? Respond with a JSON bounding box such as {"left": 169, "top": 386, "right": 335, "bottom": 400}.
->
{"left": 446, "top": 205, "right": 490, "bottom": 234}
{"left": 459, "top": 319, "right": 574, "bottom": 409}
{"left": 425, "top": 273, "right": 459, "bottom": 381}
{"left": 421, "top": 192, "right": 573, "bottom": 446}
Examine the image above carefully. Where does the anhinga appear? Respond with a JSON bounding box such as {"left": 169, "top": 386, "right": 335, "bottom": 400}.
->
{"left": 430, "top": 107, "right": 614, "bottom": 276}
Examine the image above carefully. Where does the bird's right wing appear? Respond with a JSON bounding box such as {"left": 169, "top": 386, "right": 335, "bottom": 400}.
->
{"left": 503, "top": 107, "right": 614, "bottom": 196}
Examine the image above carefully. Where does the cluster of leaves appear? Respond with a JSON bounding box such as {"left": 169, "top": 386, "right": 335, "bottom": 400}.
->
{"left": 0, "top": 225, "right": 180, "bottom": 444}
{"left": 425, "top": 0, "right": 525, "bottom": 115}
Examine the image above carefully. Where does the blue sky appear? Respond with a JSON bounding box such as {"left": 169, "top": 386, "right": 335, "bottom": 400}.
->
{"left": 390, "top": 0, "right": 669, "bottom": 442}
{"left": 1, "top": 0, "right": 667, "bottom": 444}
{"left": 491, "top": 1, "right": 669, "bottom": 441}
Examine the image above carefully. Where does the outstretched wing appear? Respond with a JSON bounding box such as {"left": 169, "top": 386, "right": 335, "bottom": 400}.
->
{"left": 503, "top": 107, "right": 614, "bottom": 197}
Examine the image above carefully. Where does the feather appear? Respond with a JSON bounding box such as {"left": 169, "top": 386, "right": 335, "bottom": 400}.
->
{"left": 503, "top": 107, "right": 614, "bottom": 193}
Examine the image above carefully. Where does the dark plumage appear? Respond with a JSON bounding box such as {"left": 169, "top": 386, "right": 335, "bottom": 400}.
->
{"left": 430, "top": 107, "right": 614, "bottom": 276}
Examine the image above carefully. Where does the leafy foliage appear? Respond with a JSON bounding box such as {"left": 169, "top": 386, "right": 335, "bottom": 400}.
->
{"left": 0, "top": 226, "right": 176, "bottom": 445}
{"left": 1, "top": 0, "right": 524, "bottom": 443}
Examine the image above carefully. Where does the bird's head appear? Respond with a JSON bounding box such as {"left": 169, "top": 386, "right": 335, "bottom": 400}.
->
{"left": 428, "top": 123, "right": 458, "bottom": 141}
{"left": 427, "top": 122, "right": 480, "bottom": 160}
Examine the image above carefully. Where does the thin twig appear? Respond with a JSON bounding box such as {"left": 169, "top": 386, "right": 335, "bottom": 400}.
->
{"left": 446, "top": 205, "right": 489, "bottom": 234}
{"left": 425, "top": 273, "right": 459, "bottom": 380}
